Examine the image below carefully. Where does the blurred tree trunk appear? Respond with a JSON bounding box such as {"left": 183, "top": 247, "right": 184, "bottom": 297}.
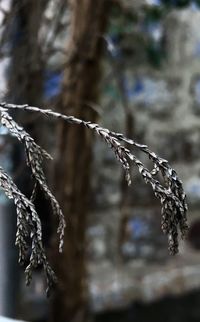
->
{"left": 108, "top": 53, "right": 135, "bottom": 256}
{"left": 2, "top": 1, "right": 48, "bottom": 316}
{"left": 8, "top": 0, "right": 48, "bottom": 213}
{"left": 9, "top": 0, "right": 46, "bottom": 119}
{"left": 52, "top": 1, "right": 110, "bottom": 322}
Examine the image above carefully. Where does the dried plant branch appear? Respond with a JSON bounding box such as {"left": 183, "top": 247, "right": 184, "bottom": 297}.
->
{"left": 0, "top": 165, "right": 56, "bottom": 295}
{"left": 0, "top": 110, "right": 65, "bottom": 253}
{"left": 0, "top": 102, "right": 189, "bottom": 293}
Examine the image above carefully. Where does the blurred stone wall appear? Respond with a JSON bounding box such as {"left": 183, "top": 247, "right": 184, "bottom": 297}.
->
{"left": 87, "top": 8, "right": 200, "bottom": 312}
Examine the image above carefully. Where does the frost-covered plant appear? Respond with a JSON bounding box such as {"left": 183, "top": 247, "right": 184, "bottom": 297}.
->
{"left": 0, "top": 102, "right": 188, "bottom": 294}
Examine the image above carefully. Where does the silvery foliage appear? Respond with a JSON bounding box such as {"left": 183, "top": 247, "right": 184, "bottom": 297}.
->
{"left": 0, "top": 102, "right": 188, "bottom": 294}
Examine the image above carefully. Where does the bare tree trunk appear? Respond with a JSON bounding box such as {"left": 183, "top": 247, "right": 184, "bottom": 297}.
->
{"left": 8, "top": 0, "right": 48, "bottom": 215}
{"left": 2, "top": 1, "right": 48, "bottom": 316}
{"left": 9, "top": 0, "right": 46, "bottom": 110}
{"left": 51, "top": 1, "right": 110, "bottom": 322}
{"left": 107, "top": 50, "right": 135, "bottom": 257}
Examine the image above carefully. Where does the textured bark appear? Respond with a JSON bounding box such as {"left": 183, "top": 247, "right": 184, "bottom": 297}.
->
{"left": 51, "top": 1, "right": 110, "bottom": 322}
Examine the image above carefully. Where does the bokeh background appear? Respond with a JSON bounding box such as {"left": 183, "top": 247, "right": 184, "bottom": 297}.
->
{"left": 1, "top": 0, "right": 200, "bottom": 322}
